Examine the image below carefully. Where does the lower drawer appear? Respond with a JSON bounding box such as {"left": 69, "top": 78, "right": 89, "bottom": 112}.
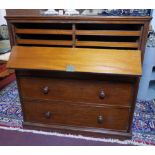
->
{"left": 23, "top": 99, "right": 130, "bottom": 131}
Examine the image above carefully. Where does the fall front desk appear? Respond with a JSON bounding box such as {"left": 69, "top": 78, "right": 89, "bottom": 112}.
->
{"left": 7, "top": 46, "right": 141, "bottom": 139}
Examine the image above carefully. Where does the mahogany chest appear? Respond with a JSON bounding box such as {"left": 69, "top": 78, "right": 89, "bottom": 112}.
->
{"left": 7, "top": 46, "right": 141, "bottom": 139}
{"left": 6, "top": 15, "right": 151, "bottom": 139}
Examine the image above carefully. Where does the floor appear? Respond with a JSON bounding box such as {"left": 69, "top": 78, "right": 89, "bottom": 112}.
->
{"left": 0, "top": 128, "right": 133, "bottom": 146}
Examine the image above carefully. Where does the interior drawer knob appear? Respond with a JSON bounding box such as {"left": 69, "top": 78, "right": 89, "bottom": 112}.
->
{"left": 99, "top": 90, "right": 105, "bottom": 99}
{"left": 97, "top": 115, "right": 104, "bottom": 124}
{"left": 42, "top": 86, "right": 49, "bottom": 94}
{"left": 44, "top": 111, "right": 52, "bottom": 119}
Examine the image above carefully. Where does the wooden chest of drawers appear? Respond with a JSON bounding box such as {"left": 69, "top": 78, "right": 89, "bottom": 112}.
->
{"left": 7, "top": 46, "right": 141, "bottom": 139}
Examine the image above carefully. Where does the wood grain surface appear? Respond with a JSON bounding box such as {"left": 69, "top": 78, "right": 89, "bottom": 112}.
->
{"left": 23, "top": 99, "right": 130, "bottom": 131}
{"left": 18, "top": 76, "right": 134, "bottom": 107}
{"left": 76, "top": 41, "right": 139, "bottom": 48}
{"left": 7, "top": 46, "right": 142, "bottom": 76}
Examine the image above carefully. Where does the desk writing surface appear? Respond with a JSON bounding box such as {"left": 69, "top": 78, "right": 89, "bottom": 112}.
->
{"left": 7, "top": 46, "right": 142, "bottom": 76}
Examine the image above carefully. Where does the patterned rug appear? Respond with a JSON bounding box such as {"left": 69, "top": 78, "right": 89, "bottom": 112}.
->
{"left": 0, "top": 81, "right": 155, "bottom": 145}
{"left": 0, "top": 81, "right": 22, "bottom": 127}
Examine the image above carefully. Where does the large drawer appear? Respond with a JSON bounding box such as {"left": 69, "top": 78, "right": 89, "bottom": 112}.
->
{"left": 23, "top": 99, "right": 130, "bottom": 131}
{"left": 18, "top": 77, "right": 134, "bottom": 106}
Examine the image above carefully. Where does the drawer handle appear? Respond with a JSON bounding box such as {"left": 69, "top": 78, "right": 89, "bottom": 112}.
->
{"left": 97, "top": 115, "right": 104, "bottom": 124}
{"left": 44, "top": 111, "right": 52, "bottom": 119}
{"left": 99, "top": 90, "right": 105, "bottom": 99}
{"left": 42, "top": 86, "right": 49, "bottom": 94}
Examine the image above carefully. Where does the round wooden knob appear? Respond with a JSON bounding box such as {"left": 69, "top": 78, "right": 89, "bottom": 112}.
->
{"left": 42, "top": 86, "right": 49, "bottom": 94}
{"left": 99, "top": 90, "right": 105, "bottom": 99}
{"left": 44, "top": 111, "right": 52, "bottom": 119}
{"left": 97, "top": 115, "right": 104, "bottom": 124}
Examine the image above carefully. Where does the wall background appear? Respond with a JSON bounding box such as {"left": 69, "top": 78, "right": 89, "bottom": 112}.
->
{"left": 151, "top": 10, "right": 155, "bottom": 30}
{"left": 0, "top": 9, "right": 6, "bottom": 25}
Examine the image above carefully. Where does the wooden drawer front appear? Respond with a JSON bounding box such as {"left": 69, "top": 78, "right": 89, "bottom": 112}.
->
{"left": 23, "top": 100, "right": 130, "bottom": 131}
{"left": 19, "top": 77, "right": 134, "bottom": 106}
